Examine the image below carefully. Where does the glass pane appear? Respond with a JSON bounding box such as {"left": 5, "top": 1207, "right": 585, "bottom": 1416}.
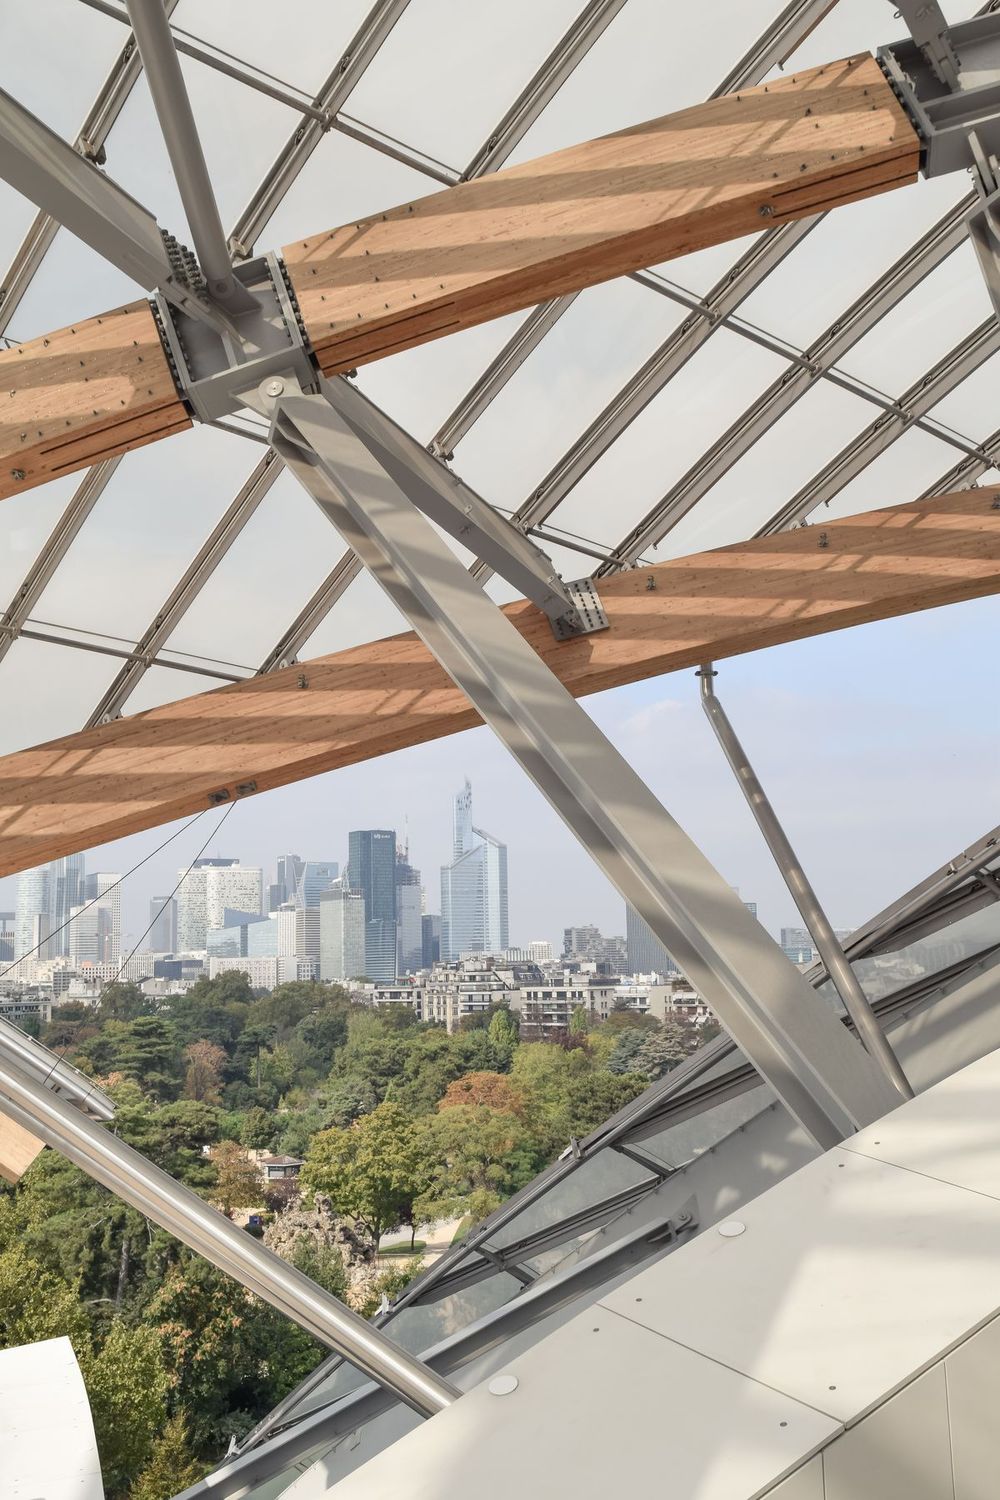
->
{"left": 484, "top": 1149, "right": 652, "bottom": 1254}
{"left": 849, "top": 901, "right": 1000, "bottom": 1003}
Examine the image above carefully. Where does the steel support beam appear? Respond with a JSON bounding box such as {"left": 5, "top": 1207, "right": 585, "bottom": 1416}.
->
{"left": 0, "top": 1048, "right": 459, "bottom": 1417}
{"left": 261, "top": 376, "right": 901, "bottom": 1150}
{"left": 0, "top": 84, "right": 179, "bottom": 296}
{"left": 0, "top": 0, "right": 180, "bottom": 337}
{"left": 698, "top": 665, "right": 912, "bottom": 1099}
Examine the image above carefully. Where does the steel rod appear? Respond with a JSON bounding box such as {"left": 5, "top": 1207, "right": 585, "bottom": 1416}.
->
{"left": 697, "top": 665, "right": 913, "bottom": 1100}
{"left": 0, "top": 1050, "right": 459, "bottom": 1417}
{"left": 125, "top": 0, "right": 246, "bottom": 307}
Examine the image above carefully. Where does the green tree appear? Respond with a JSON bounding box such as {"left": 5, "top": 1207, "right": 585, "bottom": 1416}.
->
{"left": 98, "top": 981, "right": 152, "bottom": 1022}
{"left": 240, "top": 1105, "right": 278, "bottom": 1150}
{"left": 301, "top": 1101, "right": 429, "bottom": 1250}
{"left": 487, "top": 1006, "right": 519, "bottom": 1069}
{"left": 210, "top": 1141, "right": 261, "bottom": 1218}
{"left": 630, "top": 1017, "right": 699, "bottom": 1079}
{"left": 415, "top": 1104, "right": 539, "bottom": 1225}
{"left": 129, "top": 1415, "right": 204, "bottom": 1500}
{"left": 116, "top": 1016, "right": 182, "bottom": 1100}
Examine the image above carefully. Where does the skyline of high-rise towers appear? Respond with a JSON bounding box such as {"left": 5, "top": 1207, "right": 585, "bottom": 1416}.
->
{"left": 440, "top": 779, "right": 509, "bottom": 961}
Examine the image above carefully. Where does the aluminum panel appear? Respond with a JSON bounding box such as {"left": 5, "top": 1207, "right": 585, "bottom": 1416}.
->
{"left": 600, "top": 1146, "right": 1000, "bottom": 1424}
{"left": 822, "top": 1365, "right": 954, "bottom": 1500}
{"left": 763, "top": 1458, "right": 825, "bottom": 1499}
{"left": 318, "top": 1306, "right": 840, "bottom": 1500}
{"left": 843, "top": 1044, "right": 1000, "bottom": 1201}
{"left": 945, "top": 1310, "right": 1000, "bottom": 1500}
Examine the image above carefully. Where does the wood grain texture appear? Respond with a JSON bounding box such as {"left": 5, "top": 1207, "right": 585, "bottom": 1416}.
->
{"left": 0, "top": 489, "right": 996, "bottom": 879}
{"left": 0, "top": 1116, "right": 44, "bottom": 1184}
{"left": 0, "top": 301, "right": 190, "bottom": 502}
{"left": 284, "top": 53, "right": 919, "bottom": 376}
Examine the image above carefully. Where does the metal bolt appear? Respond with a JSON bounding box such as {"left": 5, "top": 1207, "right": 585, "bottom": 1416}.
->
{"left": 758, "top": 204, "right": 774, "bottom": 217}
{"left": 645, "top": 575, "right": 657, "bottom": 591}
{"left": 818, "top": 532, "right": 829, "bottom": 549}
{"left": 297, "top": 672, "right": 308, "bottom": 689}
{"left": 264, "top": 378, "right": 285, "bottom": 398}
{"left": 10, "top": 468, "right": 25, "bottom": 480}
{"left": 992, "top": 496, "right": 1000, "bottom": 509}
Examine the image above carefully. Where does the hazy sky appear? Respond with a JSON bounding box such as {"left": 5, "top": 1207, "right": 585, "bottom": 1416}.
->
{"left": 0, "top": 0, "right": 996, "bottom": 957}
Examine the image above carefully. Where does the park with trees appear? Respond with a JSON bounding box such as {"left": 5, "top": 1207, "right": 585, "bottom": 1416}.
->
{"left": 0, "top": 972, "right": 712, "bottom": 1496}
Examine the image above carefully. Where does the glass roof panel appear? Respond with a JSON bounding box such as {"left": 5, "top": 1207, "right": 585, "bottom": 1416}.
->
{"left": 817, "top": 425, "right": 963, "bottom": 523}
{"left": 0, "top": 474, "right": 83, "bottom": 608}
{"left": 0, "top": 1, "right": 124, "bottom": 137}
{"left": 644, "top": 381, "right": 890, "bottom": 560}
{"left": 734, "top": 175, "right": 970, "bottom": 352}
{"left": 169, "top": 0, "right": 375, "bottom": 98}
{"left": 28, "top": 426, "right": 259, "bottom": 644}
{"left": 850, "top": 900, "right": 1000, "bottom": 1003}
{"left": 452, "top": 277, "right": 688, "bottom": 513}
{"left": 507, "top": 0, "right": 783, "bottom": 162}
{"left": 926, "top": 348, "right": 1000, "bottom": 444}
{"left": 0, "top": 636, "right": 118, "bottom": 753}
{"left": 345, "top": 0, "right": 583, "bottom": 171}
{"left": 120, "top": 662, "right": 235, "bottom": 717}
{"left": 291, "top": 561, "right": 407, "bottom": 664}
{"left": 836, "top": 241, "right": 993, "bottom": 397}
{"left": 633, "top": 1083, "right": 772, "bottom": 1171}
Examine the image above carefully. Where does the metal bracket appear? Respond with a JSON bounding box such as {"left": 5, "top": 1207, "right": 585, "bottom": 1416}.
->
{"left": 550, "top": 577, "right": 609, "bottom": 640}
{"left": 879, "top": 13, "right": 1000, "bottom": 179}
{"left": 154, "top": 253, "right": 318, "bottom": 422}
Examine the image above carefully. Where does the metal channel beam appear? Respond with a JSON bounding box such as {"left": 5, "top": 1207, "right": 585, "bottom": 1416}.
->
{"left": 429, "top": 295, "right": 580, "bottom": 459}
{"left": 263, "top": 376, "right": 901, "bottom": 1151}
{"left": 699, "top": 666, "right": 912, "bottom": 1098}
{"left": 0, "top": 0, "right": 180, "bottom": 337}
{"left": 0, "top": 84, "right": 176, "bottom": 294}
{"left": 461, "top": 0, "right": 629, "bottom": 179}
{"left": 495, "top": 218, "right": 815, "bottom": 548}
{"left": 600, "top": 195, "right": 973, "bottom": 568}
{"left": 256, "top": 551, "right": 363, "bottom": 674}
{"left": 229, "top": 0, "right": 411, "bottom": 257}
{"left": 0, "top": 460, "right": 121, "bottom": 669}
{"left": 0, "top": 1049, "right": 459, "bottom": 1416}
{"left": 757, "top": 318, "right": 1000, "bottom": 535}
{"left": 86, "top": 451, "right": 281, "bottom": 724}
{"left": 921, "top": 427, "right": 1000, "bottom": 496}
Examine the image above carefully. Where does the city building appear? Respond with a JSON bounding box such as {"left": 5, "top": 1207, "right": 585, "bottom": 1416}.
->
{"left": 348, "top": 829, "right": 397, "bottom": 981}
{"left": 369, "top": 982, "right": 425, "bottom": 1021}
{"left": 318, "top": 885, "right": 366, "bottom": 982}
{"left": 563, "top": 924, "right": 605, "bottom": 960}
{"left": 207, "top": 955, "right": 318, "bottom": 988}
{"left": 0, "top": 911, "right": 15, "bottom": 963}
{"left": 297, "top": 860, "right": 339, "bottom": 908}
{"left": 422, "top": 957, "right": 516, "bottom": 1031}
{"left": 175, "top": 857, "right": 239, "bottom": 951}
{"left": 147, "top": 896, "right": 177, "bottom": 954}
{"left": 47, "top": 854, "right": 85, "bottom": 957}
{"left": 625, "top": 903, "right": 680, "bottom": 977}
{"left": 440, "top": 780, "right": 509, "bottom": 960}
{"left": 269, "top": 852, "right": 304, "bottom": 911}
{"left": 421, "top": 913, "right": 441, "bottom": 967}
{"left": 68, "top": 873, "right": 121, "bottom": 966}
{"left": 14, "top": 864, "right": 51, "bottom": 964}
{"left": 514, "top": 978, "right": 619, "bottom": 1037}
{"left": 645, "top": 979, "right": 715, "bottom": 1027}
{"left": 395, "top": 846, "right": 423, "bottom": 974}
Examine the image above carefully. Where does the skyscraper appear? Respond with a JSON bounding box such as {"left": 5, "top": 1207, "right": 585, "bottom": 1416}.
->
{"left": 625, "top": 902, "right": 679, "bottom": 977}
{"left": 297, "top": 861, "right": 339, "bottom": 908}
{"left": 440, "top": 780, "right": 509, "bottom": 960}
{"left": 48, "top": 854, "right": 85, "bottom": 956}
{"left": 421, "top": 913, "right": 441, "bottom": 967}
{"left": 269, "top": 853, "right": 304, "bottom": 911}
{"left": 175, "top": 858, "right": 261, "bottom": 951}
{"left": 14, "top": 865, "right": 50, "bottom": 962}
{"left": 319, "top": 885, "right": 366, "bottom": 982}
{"left": 70, "top": 872, "right": 122, "bottom": 964}
{"left": 148, "top": 896, "right": 177, "bottom": 953}
{"left": 395, "top": 846, "right": 423, "bottom": 975}
{"left": 347, "top": 830, "right": 397, "bottom": 981}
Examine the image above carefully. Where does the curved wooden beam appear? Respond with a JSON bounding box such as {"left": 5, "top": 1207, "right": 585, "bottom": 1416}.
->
{"left": 0, "top": 487, "right": 995, "bottom": 878}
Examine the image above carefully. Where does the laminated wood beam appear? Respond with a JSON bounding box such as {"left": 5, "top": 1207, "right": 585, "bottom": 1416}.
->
{"left": 0, "top": 301, "right": 189, "bottom": 503}
{"left": 283, "top": 53, "right": 919, "bottom": 375}
{"left": 0, "top": 1116, "right": 44, "bottom": 1184}
{"left": 0, "top": 487, "right": 996, "bottom": 878}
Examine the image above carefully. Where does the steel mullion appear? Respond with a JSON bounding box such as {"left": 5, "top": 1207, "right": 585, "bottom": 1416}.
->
{"left": 756, "top": 318, "right": 1000, "bottom": 535}
{"left": 256, "top": 552, "right": 364, "bottom": 674}
{"left": 486, "top": 219, "right": 816, "bottom": 553}
{"left": 0, "top": 460, "right": 122, "bottom": 670}
{"left": 0, "top": 0, "right": 180, "bottom": 337}
{"left": 599, "top": 196, "right": 974, "bottom": 570}
{"left": 229, "top": 0, "right": 412, "bottom": 257}
{"left": 86, "top": 452, "right": 281, "bottom": 724}
{"left": 921, "top": 427, "right": 1000, "bottom": 495}
{"left": 461, "top": 0, "right": 630, "bottom": 179}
